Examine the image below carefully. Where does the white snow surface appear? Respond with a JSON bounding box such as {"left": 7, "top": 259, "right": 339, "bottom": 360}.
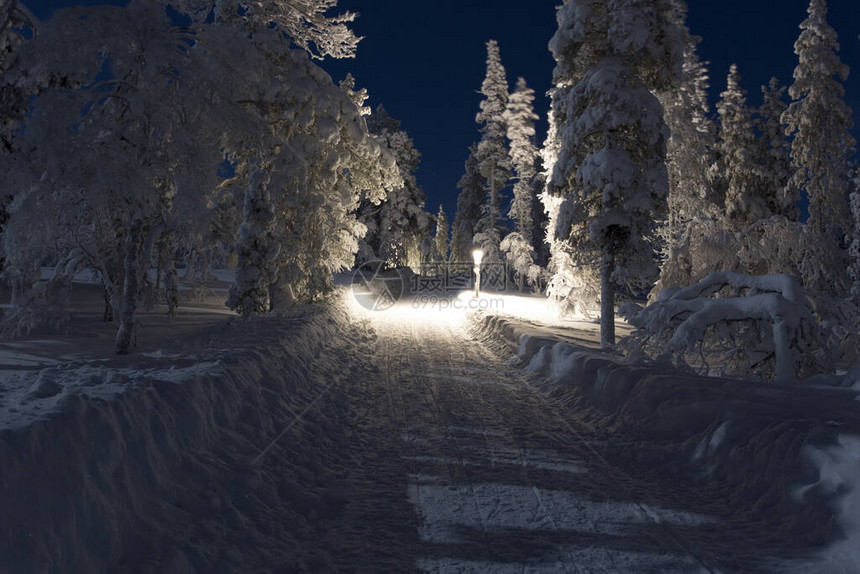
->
{"left": 472, "top": 305, "right": 860, "bottom": 572}
{"left": 3, "top": 275, "right": 860, "bottom": 572}
{"left": 0, "top": 279, "right": 375, "bottom": 572}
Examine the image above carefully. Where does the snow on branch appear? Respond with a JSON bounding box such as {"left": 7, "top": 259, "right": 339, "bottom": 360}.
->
{"left": 666, "top": 271, "right": 807, "bottom": 306}
{"left": 623, "top": 272, "right": 826, "bottom": 382}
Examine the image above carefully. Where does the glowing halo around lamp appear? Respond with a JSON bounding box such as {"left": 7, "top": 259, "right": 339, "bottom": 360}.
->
{"left": 472, "top": 248, "right": 484, "bottom": 266}
{"left": 472, "top": 248, "right": 484, "bottom": 298}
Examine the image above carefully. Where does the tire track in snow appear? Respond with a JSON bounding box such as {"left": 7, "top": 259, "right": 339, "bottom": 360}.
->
{"left": 411, "top": 321, "right": 590, "bottom": 573}
{"left": 465, "top": 339, "right": 717, "bottom": 573}
{"left": 362, "top": 312, "right": 714, "bottom": 572}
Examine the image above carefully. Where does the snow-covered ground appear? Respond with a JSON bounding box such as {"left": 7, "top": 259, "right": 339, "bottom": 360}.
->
{"left": 0, "top": 274, "right": 377, "bottom": 572}
{"left": 1, "top": 274, "right": 858, "bottom": 572}
{"left": 471, "top": 302, "right": 860, "bottom": 573}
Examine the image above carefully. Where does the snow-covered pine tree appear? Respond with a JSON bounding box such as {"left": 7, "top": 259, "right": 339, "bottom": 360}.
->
{"left": 757, "top": 77, "right": 796, "bottom": 220}
{"left": 501, "top": 76, "right": 543, "bottom": 291}
{"left": 546, "top": 0, "right": 680, "bottom": 348}
{"left": 434, "top": 205, "right": 449, "bottom": 263}
{"left": 450, "top": 143, "right": 484, "bottom": 264}
{"left": 540, "top": 106, "right": 590, "bottom": 310}
{"left": 716, "top": 64, "right": 769, "bottom": 230}
{"left": 472, "top": 39, "right": 512, "bottom": 286}
{"left": 784, "top": 0, "right": 855, "bottom": 240}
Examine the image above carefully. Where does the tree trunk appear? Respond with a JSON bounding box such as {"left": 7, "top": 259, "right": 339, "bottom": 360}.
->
{"left": 115, "top": 220, "right": 142, "bottom": 355}
{"left": 159, "top": 231, "right": 179, "bottom": 318}
{"left": 600, "top": 249, "right": 616, "bottom": 349}
{"left": 103, "top": 286, "right": 114, "bottom": 322}
{"left": 269, "top": 282, "right": 296, "bottom": 313}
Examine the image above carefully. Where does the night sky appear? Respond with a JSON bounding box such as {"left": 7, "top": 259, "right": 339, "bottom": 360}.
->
{"left": 24, "top": 0, "right": 860, "bottom": 222}
{"left": 323, "top": 0, "right": 860, "bottom": 221}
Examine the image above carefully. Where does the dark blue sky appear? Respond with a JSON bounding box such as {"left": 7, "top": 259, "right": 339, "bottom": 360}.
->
{"left": 24, "top": 0, "right": 860, "bottom": 221}
{"left": 323, "top": 0, "right": 860, "bottom": 220}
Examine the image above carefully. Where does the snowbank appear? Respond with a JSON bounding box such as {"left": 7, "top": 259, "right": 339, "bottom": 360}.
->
{"left": 471, "top": 312, "right": 860, "bottom": 569}
{"left": 0, "top": 296, "right": 370, "bottom": 573}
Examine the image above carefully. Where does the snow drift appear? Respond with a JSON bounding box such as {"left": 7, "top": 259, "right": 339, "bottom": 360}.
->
{"left": 472, "top": 311, "right": 860, "bottom": 570}
{"left": 0, "top": 299, "right": 371, "bottom": 573}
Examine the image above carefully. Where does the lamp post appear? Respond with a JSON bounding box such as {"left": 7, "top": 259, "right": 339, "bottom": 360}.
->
{"left": 472, "top": 248, "right": 483, "bottom": 298}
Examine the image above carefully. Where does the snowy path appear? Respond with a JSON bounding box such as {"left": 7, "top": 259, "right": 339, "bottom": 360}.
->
{"left": 328, "top": 306, "right": 760, "bottom": 573}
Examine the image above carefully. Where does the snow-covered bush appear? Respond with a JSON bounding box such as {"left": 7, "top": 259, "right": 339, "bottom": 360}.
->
{"left": 621, "top": 271, "right": 829, "bottom": 382}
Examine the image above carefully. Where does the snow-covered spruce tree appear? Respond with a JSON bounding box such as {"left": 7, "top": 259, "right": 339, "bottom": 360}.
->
{"left": 226, "top": 166, "right": 279, "bottom": 316}
{"left": 450, "top": 143, "right": 484, "bottom": 264}
{"left": 541, "top": 105, "right": 592, "bottom": 314}
{"left": 783, "top": 0, "right": 855, "bottom": 294}
{"left": 501, "top": 76, "right": 543, "bottom": 291}
{"left": 545, "top": 0, "right": 680, "bottom": 348}
{"left": 757, "top": 77, "right": 796, "bottom": 220}
{"left": 355, "top": 104, "right": 430, "bottom": 271}
{"left": 434, "top": 204, "right": 449, "bottom": 263}
{"left": 849, "top": 165, "right": 860, "bottom": 296}
{"left": 504, "top": 77, "right": 539, "bottom": 245}
{"left": 715, "top": 64, "right": 770, "bottom": 231}
{"left": 471, "top": 39, "right": 512, "bottom": 288}
{"left": 654, "top": 13, "right": 721, "bottom": 294}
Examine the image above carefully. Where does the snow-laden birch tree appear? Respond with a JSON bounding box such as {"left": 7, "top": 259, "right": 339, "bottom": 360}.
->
{"left": 1, "top": 1, "right": 245, "bottom": 351}
{"left": 1, "top": 0, "right": 397, "bottom": 350}
{"left": 170, "top": 0, "right": 361, "bottom": 60}
{"left": 356, "top": 104, "right": 430, "bottom": 271}
{"left": 545, "top": 0, "right": 681, "bottom": 348}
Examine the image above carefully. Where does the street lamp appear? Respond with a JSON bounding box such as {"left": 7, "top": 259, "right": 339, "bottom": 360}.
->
{"left": 472, "top": 248, "right": 483, "bottom": 298}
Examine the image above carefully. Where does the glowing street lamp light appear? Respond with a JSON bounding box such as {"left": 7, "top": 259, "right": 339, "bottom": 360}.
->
{"left": 472, "top": 248, "right": 484, "bottom": 298}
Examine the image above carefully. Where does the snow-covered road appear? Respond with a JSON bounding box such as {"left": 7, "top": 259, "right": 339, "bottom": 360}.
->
{"left": 328, "top": 302, "right": 786, "bottom": 573}
{"left": 1, "top": 288, "right": 840, "bottom": 573}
